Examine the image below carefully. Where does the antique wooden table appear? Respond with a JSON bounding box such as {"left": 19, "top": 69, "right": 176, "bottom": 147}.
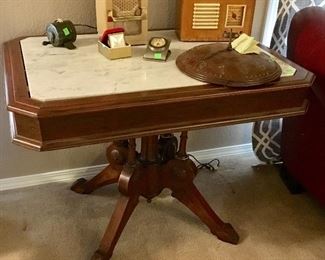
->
{"left": 4, "top": 31, "right": 314, "bottom": 259}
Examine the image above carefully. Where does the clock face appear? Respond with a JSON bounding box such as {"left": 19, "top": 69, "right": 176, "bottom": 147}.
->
{"left": 149, "top": 37, "right": 167, "bottom": 49}
{"left": 144, "top": 37, "right": 171, "bottom": 61}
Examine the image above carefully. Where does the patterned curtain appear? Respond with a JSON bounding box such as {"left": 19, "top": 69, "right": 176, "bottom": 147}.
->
{"left": 271, "top": 0, "right": 325, "bottom": 56}
{"left": 252, "top": 0, "right": 325, "bottom": 164}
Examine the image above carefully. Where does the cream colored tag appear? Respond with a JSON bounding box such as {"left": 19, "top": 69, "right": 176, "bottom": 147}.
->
{"left": 231, "top": 33, "right": 261, "bottom": 54}
{"left": 232, "top": 34, "right": 296, "bottom": 77}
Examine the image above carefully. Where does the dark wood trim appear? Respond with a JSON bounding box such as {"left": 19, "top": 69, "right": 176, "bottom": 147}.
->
{"left": 3, "top": 37, "right": 315, "bottom": 151}
{"left": 5, "top": 38, "right": 314, "bottom": 115}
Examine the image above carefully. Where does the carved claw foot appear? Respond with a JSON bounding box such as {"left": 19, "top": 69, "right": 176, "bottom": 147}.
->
{"left": 70, "top": 178, "right": 89, "bottom": 194}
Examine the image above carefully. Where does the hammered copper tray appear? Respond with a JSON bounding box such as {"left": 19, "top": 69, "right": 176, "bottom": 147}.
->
{"left": 176, "top": 43, "right": 282, "bottom": 87}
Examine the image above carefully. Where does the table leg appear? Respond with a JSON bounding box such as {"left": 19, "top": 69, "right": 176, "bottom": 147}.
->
{"left": 164, "top": 132, "right": 239, "bottom": 245}
{"left": 171, "top": 182, "right": 239, "bottom": 244}
{"left": 92, "top": 139, "right": 141, "bottom": 260}
{"left": 92, "top": 179, "right": 139, "bottom": 260}
{"left": 71, "top": 165, "right": 121, "bottom": 194}
{"left": 92, "top": 195, "right": 139, "bottom": 260}
{"left": 71, "top": 141, "right": 128, "bottom": 194}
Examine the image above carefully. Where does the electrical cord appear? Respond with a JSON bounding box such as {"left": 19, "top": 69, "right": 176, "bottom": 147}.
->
{"left": 188, "top": 154, "right": 220, "bottom": 172}
{"left": 73, "top": 24, "right": 97, "bottom": 30}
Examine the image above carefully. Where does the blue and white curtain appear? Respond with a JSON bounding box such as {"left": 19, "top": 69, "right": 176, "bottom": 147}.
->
{"left": 271, "top": 0, "right": 325, "bottom": 56}
{"left": 252, "top": 0, "right": 325, "bottom": 164}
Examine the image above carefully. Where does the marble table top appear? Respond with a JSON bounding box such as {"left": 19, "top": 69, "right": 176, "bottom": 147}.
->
{"left": 21, "top": 31, "right": 206, "bottom": 101}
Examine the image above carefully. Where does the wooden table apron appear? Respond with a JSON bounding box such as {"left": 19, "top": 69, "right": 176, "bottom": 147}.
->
{"left": 4, "top": 38, "right": 314, "bottom": 151}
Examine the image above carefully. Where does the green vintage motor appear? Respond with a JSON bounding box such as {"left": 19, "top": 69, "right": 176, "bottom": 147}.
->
{"left": 43, "top": 19, "right": 77, "bottom": 50}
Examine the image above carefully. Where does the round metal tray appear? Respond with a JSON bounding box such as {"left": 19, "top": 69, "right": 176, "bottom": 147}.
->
{"left": 176, "top": 43, "right": 282, "bottom": 88}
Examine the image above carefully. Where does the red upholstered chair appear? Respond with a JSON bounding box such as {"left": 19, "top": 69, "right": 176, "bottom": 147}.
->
{"left": 281, "top": 7, "right": 325, "bottom": 206}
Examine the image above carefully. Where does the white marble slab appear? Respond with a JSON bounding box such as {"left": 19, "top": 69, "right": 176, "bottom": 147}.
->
{"left": 21, "top": 31, "right": 206, "bottom": 101}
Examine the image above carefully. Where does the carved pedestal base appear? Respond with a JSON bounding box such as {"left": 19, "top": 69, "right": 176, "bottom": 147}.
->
{"left": 71, "top": 133, "right": 239, "bottom": 260}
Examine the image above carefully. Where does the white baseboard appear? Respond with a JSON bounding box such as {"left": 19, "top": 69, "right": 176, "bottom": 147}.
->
{"left": 0, "top": 143, "right": 253, "bottom": 191}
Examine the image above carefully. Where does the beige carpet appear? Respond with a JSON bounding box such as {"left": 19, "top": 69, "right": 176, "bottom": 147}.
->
{"left": 1, "top": 153, "right": 324, "bottom": 260}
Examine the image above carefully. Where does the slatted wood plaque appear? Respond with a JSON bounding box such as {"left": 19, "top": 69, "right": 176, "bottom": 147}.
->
{"left": 177, "top": 0, "right": 256, "bottom": 41}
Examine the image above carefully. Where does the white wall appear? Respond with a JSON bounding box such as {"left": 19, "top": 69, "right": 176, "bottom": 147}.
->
{"left": 0, "top": 0, "right": 268, "bottom": 179}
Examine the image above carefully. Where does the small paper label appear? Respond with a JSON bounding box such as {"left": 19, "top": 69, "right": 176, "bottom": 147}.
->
{"left": 63, "top": 27, "right": 70, "bottom": 36}
{"left": 154, "top": 53, "right": 162, "bottom": 60}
